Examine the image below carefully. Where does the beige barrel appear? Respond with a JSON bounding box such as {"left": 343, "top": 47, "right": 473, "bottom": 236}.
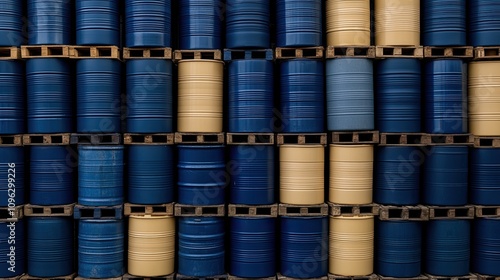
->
{"left": 375, "top": 0, "right": 420, "bottom": 46}
{"left": 469, "top": 61, "right": 500, "bottom": 136}
{"left": 280, "top": 145, "right": 325, "bottom": 205}
{"left": 329, "top": 145, "right": 373, "bottom": 204}
{"left": 329, "top": 215, "right": 374, "bottom": 276}
{"left": 178, "top": 60, "right": 224, "bottom": 132}
{"left": 326, "top": 0, "right": 370, "bottom": 46}
{"left": 128, "top": 215, "right": 176, "bottom": 277}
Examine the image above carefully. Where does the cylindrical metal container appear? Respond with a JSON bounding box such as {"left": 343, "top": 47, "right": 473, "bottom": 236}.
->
{"left": 76, "top": 0, "right": 119, "bottom": 45}
{"left": 0, "top": 220, "right": 25, "bottom": 278}
{"left": 0, "top": 61, "right": 24, "bottom": 134}
{"left": 78, "top": 146, "right": 124, "bottom": 206}
{"left": 26, "top": 59, "right": 72, "bottom": 134}
{"left": 469, "top": 61, "right": 500, "bottom": 136}
{"left": 128, "top": 215, "right": 175, "bottom": 277}
{"left": 469, "top": 0, "right": 500, "bottom": 47}
{"left": 230, "top": 145, "right": 275, "bottom": 205}
{"left": 472, "top": 218, "right": 500, "bottom": 276}
{"left": 226, "top": 0, "right": 270, "bottom": 48}
{"left": 425, "top": 59, "right": 467, "bottom": 134}
{"left": 230, "top": 217, "right": 276, "bottom": 278}
{"left": 178, "top": 60, "right": 224, "bottom": 132}
{"left": 326, "top": 0, "right": 370, "bottom": 46}
{"left": 27, "top": 0, "right": 71, "bottom": 45}
{"left": 126, "top": 59, "right": 173, "bottom": 133}
{"left": 125, "top": 0, "right": 171, "bottom": 47}
{"left": 179, "top": 0, "right": 221, "bottom": 49}
{"left": 375, "top": 0, "right": 420, "bottom": 46}
{"left": 78, "top": 219, "right": 124, "bottom": 278}
{"left": 0, "top": 0, "right": 23, "bottom": 46}
{"left": 422, "top": 0, "right": 466, "bottom": 46}
{"left": 376, "top": 59, "right": 421, "bottom": 133}
{"left": 375, "top": 220, "right": 422, "bottom": 278}
{"left": 374, "top": 146, "right": 421, "bottom": 205}
{"left": 27, "top": 217, "right": 73, "bottom": 277}
{"left": 281, "top": 216, "right": 328, "bottom": 278}
{"left": 326, "top": 58, "right": 374, "bottom": 131}
{"left": 178, "top": 217, "right": 225, "bottom": 277}
{"left": 276, "top": 0, "right": 322, "bottom": 47}
{"left": 228, "top": 59, "right": 273, "bottom": 132}
{"left": 0, "top": 147, "right": 24, "bottom": 207}
{"left": 470, "top": 148, "right": 500, "bottom": 205}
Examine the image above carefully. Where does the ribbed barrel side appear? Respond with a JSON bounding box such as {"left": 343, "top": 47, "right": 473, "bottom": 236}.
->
{"left": 472, "top": 218, "right": 500, "bottom": 276}
{"left": 422, "top": 0, "right": 466, "bottom": 46}
{"left": 469, "top": 0, "right": 500, "bottom": 47}
{"left": 0, "top": 0, "right": 23, "bottom": 46}
{"left": 76, "top": 0, "right": 120, "bottom": 45}
{"left": 276, "top": 0, "right": 322, "bottom": 47}
{"left": 470, "top": 148, "right": 500, "bottom": 205}
{"left": 179, "top": 0, "right": 221, "bottom": 49}
{"left": 0, "top": 220, "right": 25, "bottom": 277}
{"left": 0, "top": 147, "right": 25, "bottom": 207}
{"left": 326, "top": 0, "right": 370, "bottom": 46}
{"left": 0, "top": 61, "right": 24, "bottom": 134}
{"left": 226, "top": 0, "right": 270, "bottom": 48}
{"left": 27, "top": 0, "right": 71, "bottom": 45}
{"left": 375, "top": 0, "right": 420, "bottom": 46}
{"left": 125, "top": 0, "right": 171, "bottom": 47}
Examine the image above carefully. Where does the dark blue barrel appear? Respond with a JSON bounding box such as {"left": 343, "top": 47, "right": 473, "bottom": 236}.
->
{"left": 178, "top": 217, "right": 225, "bottom": 277}
{"left": 27, "top": 0, "right": 71, "bottom": 45}
{"left": 230, "top": 217, "right": 276, "bottom": 278}
{"left": 26, "top": 59, "right": 72, "bottom": 134}
{"left": 126, "top": 59, "right": 173, "bottom": 133}
{"left": 469, "top": 0, "right": 500, "bottom": 47}
{"left": 78, "top": 146, "right": 124, "bottom": 206}
{"left": 425, "top": 59, "right": 467, "bottom": 133}
{"left": 229, "top": 59, "right": 273, "bottom": 132}
{"left": 128, "top": 145, "right": 174, "bottom": 204}
{"left": 374, "top": 147, "right": 421, "bottom": 205}
{"left": 376, "top": 59, "right": 421, "bottom": 133}
{"left": 473, "top": 218, "right": 500, "bottom": 276}
{"left": 78, "top": 219, "right": 124, "bottom": 278}
{"left": 230, "top": 146, "right": 275, "bottom": 205}
{"left": 276, "top": 0, "right": 322, "bottom": 47}
{"left": 426, "top": 220, "right": 470, "bottom": 276}
{"left": 226, "top": 0, "right": 270, "bottom": 48}
{"left": 76, "top": 0, "right": 120, "bottom": 46}
{"left": 376, "top": 220, "right": 422, "bottom": 278}
{"left": 281, "top": 216, "right": 328, "bottom": 278}
{"left": 0, "top": 147, "right": 25, "bottom": 207}
{"left": 27, "top": 217, "right": 73, "bottom": 277}
{"left": 0, "top": 220, "right": 25, "bottom": 277}
{"left": 30, "top": 146, "right": 75, "bottom": 205}
{"left": 422, "top": 0, "right": 466, "bottom": 46}
{"left": 125, "top": 0, "right": 172, "bottom": 47}
{"left": 326, "top": 58, "right": 374, "bottom": 131}
{"left": 0, "top": 61, "right": 24, "bottom": 134}
{"left": 470, "top": 148, "right": 500, "bottom": 205}
{"left": 0, "top": 0, "right": 23, "bottom": 46}
{"left": 423, "top": 146, "right": 468, "bottom": 206}
{"left": 179, "top": 0, "right": 222, "bottom": 50}
{"left": 280, "top": 59, "right": 324, "bottom": 133}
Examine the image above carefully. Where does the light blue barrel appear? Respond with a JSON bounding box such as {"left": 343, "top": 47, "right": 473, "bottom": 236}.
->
{"left": 470, "top": 148, "right": 500, "bottom": 205}
{"left": 473, "top": 218, "right": 500, "bottom": 276}
{"left": 422, "top": 0, "right": 466, "bottom": 46}
{"left": 76, "top": 0, "right": 120, "bottom": 46}
{"left": 226, "top": 0, "right": 270, "bottom": 48}
{"left": 469, "top": 0, "right": 500, "bottom": 47}
{"left": 0, "top": 220, "right": 25, "bottom": 278}
{"left": 0, "top": 0, "right": 23, "bottom": 46}
{"left": 179, "top": 0, "right": 222, "bottom": 50}
{"left": 0, "top": 147, "right": 25, "bottom": 207}
{"left": 27, "top": 0, "right": 71, "bottom": 45}
{"left": 125, "top": 0, "right": 172, "bottom": 47}
{"left": 276, "top": 0, "right": 322, "bottom": 47}
{"left": 0, "top": 61, "right": 24, "bottom": 134}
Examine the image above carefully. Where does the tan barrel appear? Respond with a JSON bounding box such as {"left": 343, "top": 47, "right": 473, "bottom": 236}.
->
{"left": 329, "top": 215, "right": 374, "bottom": 276}
{"left": 128, "top": 215, "right": 176, "bottom": 277}
{"left": 469, "top": 61, "right": 500, "bottom": 136}
{"left": 326, "top": 0, "right": 370, "bottom": 46}
{"left": 280, "top": 145, "right": 325, "bottom": 205}
{"left": 329, "top": 144, "right": 373, "bottom": 204}
{"left": 375, "top": 0, "right": 420, "bottom": 46}
{"left": 178, "top": 60, "right": 224, "bottom": 132}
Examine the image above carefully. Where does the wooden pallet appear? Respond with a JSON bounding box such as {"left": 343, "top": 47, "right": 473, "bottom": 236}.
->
{"left": 70, "top": 133, "right": 122, "bottom": 145}
{"left": 21, "top": 45, "right": 70, "bottom": 58}
{"left": 278, "top": 203, "right": 328, "bottom": 216}
{"left": 73, "top": 204, "right": 123, "bottom": 219}
{"left": 475, "top": 274, "right": 500, "bottom": 280}
{"left": 378, "top": 275, "right": 428, "bottom": 280}
{"left": 275, "top": 46, "right": 324, "bottom": 59}
{"left": 174, "top": 50, "right": 222, "bottom": 61}
{"left": 0, "top": 205, "right": 23, "bottom": 221}
{"left": 279, "top": 274, "right": 327, "bottom": 280}
{"left": 3, "top": 274, "right": 26, "bottom": 280}
{"left": 379, "top": 205, "right": 429, "bottom": 221}
{"left": 475, "top": 205, "right": 500, "bottom": 218}
{"left": 21, "top": 273, "right": 77, "bottom": 280}
{"left": 379, "top": 133, "right": 429, "bottom": 146}
{"left": 176, "top": 274, "right": 227, "bottom": 280}
{"left": 123, "top": 273, "right": 175, "bottom": 280}
{"left": 474, "top": 137, "right": 500, "bottom": 148}
{"left": 328, "top": 274, "right": 378, "bottom": 280}
{"left": 228, "top": 204, "right": 278, "bottom": 217}
{"left": 174, "top": 204, "right": 225, "bottom": 217}
{"left": 0, "top": 47, "right": 21, "bottom": 60}
{"left": 124, "top": 133, "right": 175, "bottom": 145}
{"left": 329, "top": 203, "right": 379, "bottom": 217}
{"left": 424, "top": 46, "right": 474, "bottom": 58}
{"left": 23, "top": 134, "right": 71, "bottom": 145}
{"left": 330, "top": 131, "right": 379, "bottom": 144}
{"left": 228, "top": 275, "right": 276, "bottom": 280}
{"left": 70, "top": 46, "right": 120, "bottom": 59}
{"left": 224, "top": 49, "right": 274, "bottom": 61}
{"left": 175, "top": 132, "right": 225, "bottom": 144}
{"left": 76, "top": 277, "right": 122, "bottom": 280}
{"left": 24, "top": 204, "right": 74, "bottom": 217}
{"left": 475, "top": 47, "right": 500, "bottom": 60}
{"left": 277, "top": 133, "right": 327, "bottom": 145}
{"left": 375, "top": 46, "right": 424, "bottom": 58}
{"left": 123, "top": 47, "right": 172, "bottom": 59}
{"left": 0, "top": 135, "right": 22, "bottom": 146}
{"left": 326, "top": 46, "right": 375, "bottom": 58}
{"left": 427, "top": 134, "right": 474, "bottom": 146}
{"left": 226, "top": 133, "right": 274, "bottom": 145}
{"left": 124, "top": 203, "right": 174, "bottom": 216}
{"left": 428, "top": 205, "right": 475, "bottom": 220}
{"left": 425, "top": 274, "right": 477, "bottom": 280}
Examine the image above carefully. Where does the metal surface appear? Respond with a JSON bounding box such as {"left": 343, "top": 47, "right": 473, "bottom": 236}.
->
{"left": 179, "top": 0, "right": 221, "bottom": 50}
{"left": 0, "top": 220, "right": 25, "bottom": 277}
{"left": 472, "top": 218, "right": 500, "bottom": 276}
{"left": 0, "top": 147, "right": 24, "bottom": 207}
{"left": 276, "top": 0, "right": 322, "bottom": 47}
{"left": 470, "top": 148, "right": 500, "bottom": 205}
{"left": 469, "top": 0, "right": 500, "bottom": 46}
{"left": 0, "top": 61, "right": 24, "bottom": 134}
{"left": 226, "top": 0, "right": 270, "bottom": 48}
{"left": 125, "top": 0, "right": 172, "bottom": 47}
{"left": 422, "top": 0, "right": 466, "bottom": 46}
{"left": 76, "top": 0, "right": 119, "bottom": 45}
{"left": 27, "top": 0, "right": 72, "bottom": 45}
{"left": 375, "top": 0, "right": 420, "bottom": 46}
{"left": 326, "top": 0, "right": 370, "bottom": 46}
{"left": 0, "top": 0, "right": 23, "bottom": 46}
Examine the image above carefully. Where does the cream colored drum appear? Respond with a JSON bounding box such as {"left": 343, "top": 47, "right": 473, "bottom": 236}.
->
{"left": 375, "top": 0, "right": 420, "bottom": 46}
{"left": 326, "top": 0, "right": 370, "bottom": 46}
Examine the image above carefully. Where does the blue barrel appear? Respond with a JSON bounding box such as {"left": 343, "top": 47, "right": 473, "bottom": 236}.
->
{"left": 229, "top": 59, "right": 274, "bottom": 132}
{"left": 78, "top": 146, "right": 124, "bottom": 206}
{"left": 469, "top": 0, "right": 500, "bottom": 47}
{"left": 178, "top": 217, "right": 225, "bottom": 277}
{"left": 280, "top": 59, "right": 324, "bottom": 133}
{"left": 30, "top": 146, "right": 75, "bottom": 205}
{"left": 27, "top": 217, "right": 73, "bottom": 277}
{"left": 26, "top": 59, "right": 72, "bottom": 134}
{"left": 470, "top": 148, "right": 500, "bottom": 205}
{"left": 0, "top": 147, "right": 24, "bottom": 207}
{"left": 426, "top": 220, "right": 470, "bottom": 276}
{"left": 126, "top": 59, "right": 173, "bottom": 133}
{"left": 422, "top": 0, "right": 466, "bottom": 46}
{"left": 78, "top": 219, "right": 124, "bottom": 278}
{"left": 376, "top": 59, "right": 421, "bottom": 133}
{"left": 125, "top": 0, "right": 172, "bottom": 47}
{"left": 423, "top": 146, "right": 468, "bottom": 206}
{"left": 281, "top": 216, "right": 328, "bottom": 278}
{"left": 179, "top": 0, "right": 222, "bottom": 50}
{"left": 326, "top": 58, "right": 374, "bottom": 131}
{"left": 276, "top": 0, "right": 322, "bottom": 47}
{"left": 27, "top": 0, "right": 71, "bottom": 45}
{"left": 128, "top": 145, "right": 174, "bottom": 204}
{"left": 374, "top": 147, "right": 421, "bottom": 205}
{"left": 230, "top": 217, "right": 276, "bottom": 278}
{"left": 376, "top": 220, "right": 422, "bottom": 278}
{"left": 230, "top": 146, "right": 275, "bottom": 205}
{"left": 0, "top": 0, "right": 23, "bottom": 46}
{"left": 76, "top": 0, "right": 120, "bottom": 46}
{"left": 473, "top": 218, "right": 500, "bottom": 276}
{"left": 0, "top": 220, "right": 25, "bottom": 277}
{"left": 226, "top": 0, "right": 270, "bottom": 48}
{"left": 0, "top": 61, "right": 24, "bottom": 134}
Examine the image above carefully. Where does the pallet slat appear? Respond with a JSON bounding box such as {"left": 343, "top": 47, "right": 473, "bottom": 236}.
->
{"left": 124, "top": 133, "right": 174, "bottom": 145}
{"left": 474, "top": 137, "right": 500, "bottom": 148}
{"left": 0, "top": 47, "right": 21, "bottom": 60}
{"left": 174, "top": 204, "right": 225, "bottom": 217}
{"left": 279, "top": 203, "right": 329, "bottom": 216}
{"left": 228, "top": 204, "right": 278, "bottom": 217}
{"left": 176, "top": 274, "right": 227, "bottom": 280}
{"left": 425, "top": 274, "right": 477, "bottom": 280}
{"left": 275, "top": 47, "right": 324, "bottom": 59}
{"left": 0, "top": 205, "right": 24, "bottom": 221}
{"left": 428, "top": 205, "right": 475, "bottom": 220}
{"left": 71, "top": 133, "right": 122, "bottom": 145}
{"left": 24, "top": 204, "right": 74, "bottom": 217}
{"left": 475, "top": 206, "right": 500, "bottom": 218}
{"left": 70, "top": 46, "right": 120, "bottom": 59}
{"left": 326, "top": 46, "right": 375, "bottom": 58}
{"left": 73, "top": 205, "right": 123, "bottom": 219}
{"left": 124, "top": 203, "right": 174, "bottom": 216}
{"left": 277, "top": 133, "right": 327, "bottom": 145}
{"left": 427, "top": 134, "right": 474, "bottom": 146}
{"left": 279, "top": 274, "right": 327, "bottom": 280}
{"left": 21, "top": 45, "right": 70, "bottom": 58}
{"left": 22, "top": 273, "right": 77, "bottom": 280}
{"left": 0, "top": 135, "right": 23, "bottom": 146}
{"left": 23, "top": 134, "right": 71, "bottom": 145}
{"left": 224, "top": 49, "right": 273, "bottom": 61}
{"left": 329, "top": 203, "right": 380, "bottom": 217}
{"left": 123, "top": 273, "right": 175, "bottom": 280}
{"left": 475, "top": 47, "right": 500, "bottom": 60}
{"left": 174, "top": 50, "right": 222, "bottom": 61}
{"left": 375, "top": 46, "right": 424, "bottom": 58}
{"left": 424, "top": 46, "right": 474, "bottom": 58}
{"left": 175, "top": 133, "right": 225, "bottom": 144}
{"left": 123, "top": 47, "right": 172, "bottom": 59}
{"left": 379, "top": 205, "right": 429, "bottom": 221}
{"left": 328, "top": 274, "right": 378, "bottom": 280}
{"left": 379, "top": 133, "right": 429, "bottom": 146}
{"left": 226, "top": 133, "right": 274, "bottom": 145}
{"left": 330, "top": 131, "right": 379, "bottom": 144}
